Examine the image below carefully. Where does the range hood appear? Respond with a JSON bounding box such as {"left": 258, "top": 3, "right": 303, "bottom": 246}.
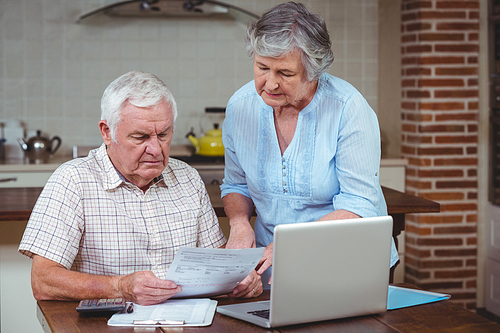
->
{"left": 77, "top": 0, "right": 259, "bottom": 22}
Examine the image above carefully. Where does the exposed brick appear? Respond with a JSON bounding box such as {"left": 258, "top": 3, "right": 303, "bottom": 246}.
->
{"left": 469, "top": 11, "right": 479, "bottom": 19}
{"left": 468, "top": 56, "right": 478, "bottom": 64}
{"left": 420, "top": 192, "right": 464, "bottom": 201}
{"left": 406, "top": 224, "right": 432, "bottom": 235}
{"left": 468, "top": 78, "right": 478, "bottom": 86}
{"left": 467, "top": 169, "right": 477, "bottom": 177}
{"left": 418, "top": 78, "right": 464, "bottom": 87}
{"left": 412, "top": 215, "right": 463, "bottom": 224}
{"left": 407, "top": 44, "right": 433, "bottom": 53}
{"left": 407, "top": 22, "right": 433, "bottom": 31}
{"left": 419, "top": 124, "right": 464, "bottom": 133}
{"left": 419, "top": 102, "right": 465, "bottom": 110}
{"left": 405, "top": 266, "right": 431, "bottom": 279}
{"left": 408, "top": 90, "right": 432, "bottom": 98}
{"left": 405, "top": 67, "right": 432, "bottom": 76}
{"left": 418, "top": 56, "right": 464, "bottom": 65}
{"left": 406, "top": 134, "right": 433, "bottom": 144}
{"left": 405, "top": 113, "right": 433, "bottom": 122}
{"left": 440, "top": 203, "right": 478, "bottom": 211}
{"left": 468, "top": 101, "right": 479, "bottom": 110}
{"left": 402, "top": 101, "right": 417, "bottom": 110}
{"left": 419, "top": 281, "right": 463, "bottom": 290}
{"left": 419, "top": 259, "right": 463, "bottom": 269}
{"left": 419, "top": 33, "right": 464, "bottom": 42}
{"left": 434, "top": 90, "right": 478, "bottom": 98}
{"left": 402, "top": 123, "right": 417, "bottom": 133}
{"left": 434, "top": 135, "right": 477, "bottom": 144}
{"left": 466, "top": 147, "right": 477, "bottom": 154}
{"left": 466, "top": 280, "right": 477, "bottom": 289}
{"left": 403, "top": 79, "right": 416, "bottom": 87}
{"left": 435, "top": 67, "right": 478, "bottom": 75}
{"left": 468, "top": 124, "right": 478, "bottom": 132}
{"left": 406, "top": 245, "right": 432, "bottom": 258}
{"left": 436, "top": 181, "right": 477, "bottom": 189}
{"left": 402, "top": 144, "right": 416, "bottom": 155}
{"left": 418, "top": 147, "right": 463, "bottom": 155}
{"left": 467, "top": 192, "right": 477, "bottom": 200}
{"left": 435, "top": 44, "right": 479, "bottom": 52}
{"left": 436, "top": 1, "right": 479, "bottom": 9}
{"left": 408, "top": 157, "right": 432, "bottom": 166}
{"left": 434, "top": 226, "right": 476, "bottom": 234}
{"left": 417, "top": 238, "right": 463, "bottom": 246}
{"left": 436, "top": 22, "right": 479, "bottom": 31}
{"left": 436, "top": 270, "right": 477, "bottom": 279}
{"left": 406, "top": 168, "right": 416, "bottom": 177}
{"left": 402, "top": 34, "right": 418, "bottom": 43}
{"left": 434, "top": 158, "right": 477, "bottom": 166}
{"left": 402, "top": 12, "right": 418, "bottom": 22}
{"left": 435, "top": 248, "right": 477, "bottom": 257}
{"left": 466, "top": 214, "right": 477, "bottom": 223}
{"left": 406, "top": 179, "right": 432, "bottom": 189}
{"left": 402, "top": 56, "right": 419, "bottom": 65}
{"left": 467, "top": 238, "right": 477, "bottom": 246}
{"left": 468, "top": 33, "right": 479, "bottom": 41}
{"left": 449, "top": 292, "right": 477, "bottom": 300}
{"left": 418, "top": 11, "right": 466, "bottom": 20}
{"left": 435, "top": 113, "right": 478, "bottom": 121}
{"left": 403, "top": 1, "right": 433, "bottom": 11}
{"left": 418, "top": 169, "right": 463, "bottom": 178}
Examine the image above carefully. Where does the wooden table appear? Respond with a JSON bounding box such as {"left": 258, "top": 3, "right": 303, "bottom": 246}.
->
{"left": 36, "top": 284, "right": 499, "bottom": 333}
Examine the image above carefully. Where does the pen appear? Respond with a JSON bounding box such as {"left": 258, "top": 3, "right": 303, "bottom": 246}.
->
{"left": 126, "top": 303, "right": 134, "bottom": 313}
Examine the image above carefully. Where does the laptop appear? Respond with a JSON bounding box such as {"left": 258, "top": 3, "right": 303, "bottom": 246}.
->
{"left": 216, "top": 216, "right": 393, "bottom": 328}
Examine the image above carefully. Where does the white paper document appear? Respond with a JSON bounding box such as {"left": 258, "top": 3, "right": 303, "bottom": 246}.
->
{"left": 108, "top": 298, "right": 216, "bottom": 327}
{"left": 165, "top": 247, "right": 265, "bottom": 298}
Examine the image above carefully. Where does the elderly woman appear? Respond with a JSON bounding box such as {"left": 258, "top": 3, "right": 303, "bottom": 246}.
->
{"left": 221, "top": 1, "right": 399, "bottom": 286}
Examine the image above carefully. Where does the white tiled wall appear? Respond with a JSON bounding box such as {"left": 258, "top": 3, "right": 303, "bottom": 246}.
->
{"left": 0, "top": 0, "right": 379, "bottom": 156}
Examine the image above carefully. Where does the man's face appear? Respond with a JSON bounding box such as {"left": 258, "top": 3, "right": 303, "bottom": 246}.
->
{"left": 99, "top": 99, "right": 173, "bottom": 191}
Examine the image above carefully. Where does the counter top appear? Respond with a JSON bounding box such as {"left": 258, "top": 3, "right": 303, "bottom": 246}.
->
{"left": 0, "top": 185, "right": 439, "bottom": 222}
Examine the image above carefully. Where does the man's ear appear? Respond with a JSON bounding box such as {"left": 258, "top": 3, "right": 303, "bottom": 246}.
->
{"left": 99, "top": 120, "right": 112, "bottom": 145}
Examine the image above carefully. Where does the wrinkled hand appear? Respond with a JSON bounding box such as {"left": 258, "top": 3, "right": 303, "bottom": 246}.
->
{"left": 228, "top": 270, "right": 263, "bottom": 298}
{"left": 226, "top": 222, "right": 256, "bottom": 249}
{"left": 117, "top": 271, "right": 182, "bottom": 306}
{"left": 256, "top": 242, "right": 273, "bottom": 285}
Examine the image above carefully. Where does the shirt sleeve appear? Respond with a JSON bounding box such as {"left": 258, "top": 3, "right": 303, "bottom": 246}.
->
{"left": 193, "top": 170, "right": 227, "bottom": 248}
{"left": 18, "top": 165, "right": 84, "bottom": 269}
{"left": 220, "top": 100, "right": 252, "bottom": 199}
{"left": 332, "top": 92, "right": 385, "bottom": 217}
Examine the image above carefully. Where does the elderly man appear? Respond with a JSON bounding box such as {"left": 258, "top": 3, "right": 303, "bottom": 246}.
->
{"left": 19, "top": 71, "right": 262, "bottom": 305}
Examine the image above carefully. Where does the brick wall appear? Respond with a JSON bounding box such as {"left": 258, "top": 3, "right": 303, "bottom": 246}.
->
{"left": 400, "top": 0, "right": 479, "bottom": 309}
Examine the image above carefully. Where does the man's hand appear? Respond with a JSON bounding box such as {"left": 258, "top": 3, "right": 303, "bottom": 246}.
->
{"left": 255, "top": 242, "right": 273, "bottom": 285}
{"left": 228, "top": 270, "right": 263, "bottom": 298}
{"left": 116, "top": 271, "right": 182, "bottom": 306}
{"left": 226, "top": 222, "right": 256, "bottom": 249}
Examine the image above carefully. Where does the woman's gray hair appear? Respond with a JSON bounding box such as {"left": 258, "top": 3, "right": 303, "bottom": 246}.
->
{"left": 245, "top": 1, "right": 334, "bottom": 81}
{"left": 101, "top": 71, "right": 178, "bottom": 142}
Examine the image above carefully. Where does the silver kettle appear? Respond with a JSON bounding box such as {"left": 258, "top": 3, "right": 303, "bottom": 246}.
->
{"left": 18, "top": 130, "right": 62, "bottom": 164}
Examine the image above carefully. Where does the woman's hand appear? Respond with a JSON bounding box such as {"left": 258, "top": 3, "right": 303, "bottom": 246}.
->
{"left": 228, "top": 270, "right": 263, "bottom": 298}
{"left": 255, "top": 242, "right": 273, "bottom": 285}
{"left": 226, "top": 221, "right": 256, "bottom": 249}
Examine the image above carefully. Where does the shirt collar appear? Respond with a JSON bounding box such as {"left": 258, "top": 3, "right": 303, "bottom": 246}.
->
{"left": 96, "top": 143, "right": 168, "bottom": 191}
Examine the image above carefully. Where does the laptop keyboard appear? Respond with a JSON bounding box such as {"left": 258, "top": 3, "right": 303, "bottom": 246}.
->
{"left": 248, "top": 309, "right": 270, "bottom": 319}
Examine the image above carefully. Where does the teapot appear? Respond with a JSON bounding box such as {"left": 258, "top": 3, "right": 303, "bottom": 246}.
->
{"left": 18, "top": 130, "right": 62, "bottom": 164}
{"left": 186, "top": 123, "right": 224, "bottom": 157}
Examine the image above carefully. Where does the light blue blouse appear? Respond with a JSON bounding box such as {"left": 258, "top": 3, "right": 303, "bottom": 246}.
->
{"left": 221, "top": 73, "right": 399, "bottom": 268}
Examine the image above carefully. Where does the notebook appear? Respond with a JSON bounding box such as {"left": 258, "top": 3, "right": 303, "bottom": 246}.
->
{"left": 216, "top": 216, "right": 393, "bottom": 328}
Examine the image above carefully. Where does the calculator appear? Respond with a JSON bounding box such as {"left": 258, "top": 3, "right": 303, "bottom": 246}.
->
{"left": 76, "top": 298, "right": 127, "bottom": 313}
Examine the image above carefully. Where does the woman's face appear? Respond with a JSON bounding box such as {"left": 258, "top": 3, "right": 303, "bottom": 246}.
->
{"left": 253, "top": 50, "right": 317, "bottom": 111}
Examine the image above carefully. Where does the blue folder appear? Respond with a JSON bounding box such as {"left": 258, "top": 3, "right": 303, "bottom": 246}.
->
{"left": 387, "top": 286, "right": 451, "bottom": 310}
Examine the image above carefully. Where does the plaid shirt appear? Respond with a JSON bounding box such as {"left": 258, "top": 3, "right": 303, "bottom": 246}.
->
{"left": 19, "top": 144, "right": 226, "bottom": 279}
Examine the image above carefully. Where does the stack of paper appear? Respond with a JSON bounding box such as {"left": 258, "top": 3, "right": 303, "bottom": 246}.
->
{"left": 108, "top": 299, "right": 217, "bottom": 327}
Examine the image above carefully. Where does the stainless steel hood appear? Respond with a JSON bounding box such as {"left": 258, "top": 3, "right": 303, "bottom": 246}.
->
{"left": 77, "top": 0, "right": 259, "bottom": 22}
